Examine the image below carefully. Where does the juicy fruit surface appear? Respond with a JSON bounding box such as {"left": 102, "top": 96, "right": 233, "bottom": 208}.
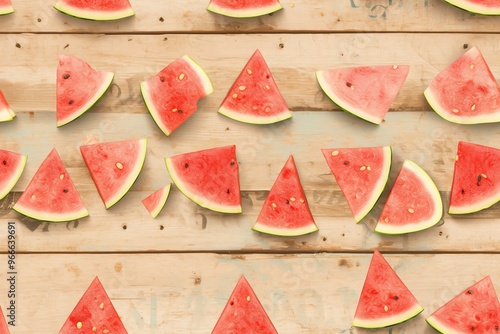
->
{"left": 0, "top": 149, "right": 27, "bottom": 200}
{"left": 56, "top": 0, "right": 132, "bottom": 11}
{"left": 253, "top": 155, "right": 318, "bottom": 236}
{"left": 353, "top": 250, "right": 423, "bottom": 328}
{"left": 80, "top": 139, "right": 147, "bottom": 209}
{"left": 59, "top": 277, "right": 128, "bottom": 334}
{"left": 0, "top": 90, "right": 15, "bottom": 122}
{"left": 142, "top": 184, "right": 171, "bottom": 218}
{"left": 57, "top": 54, "right": 114, "bottom": 127}
{"left": 424, "top": 46, "right": 500, "bottom": 124}
{"left": 207, "top": 0, "right": 282, "bottom": 17}
{"left": 141, "top": 55, "right": 213, "bottom": 136}
{"left": 218, "top": 50, "right": 291, "bottom": 124}
{"left": 449, "top": 141, "right": 500, "bottom": 214}
{"left": 316, "top": 65, "right": 409, "bottom": 124}
{"left": 212, "top": 276, "right": 278, "bottom": 334}
{"left": 426, "top": 276, "right": 500, "bottom": 333}
{"left": 165, "top": 145, "right": 241, "bottom": 213}
{"left": 375, "top": 160, "right": 443, "bottom": 234}
{"left": 54, "top": 0, "right": 135, "bottom": 20}
{"left": 322, "top": 146, "right": 391, "bottom": 223}
{"left": 444, "top": 0, "right": 500, "bottom": 14}
{"left": 13, "top": 149, "right": 88, "bottom": 222}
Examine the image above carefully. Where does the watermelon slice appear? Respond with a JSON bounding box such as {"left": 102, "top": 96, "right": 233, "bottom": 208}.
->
{"left": 140, "top": 55, "right": 213, "bottom": 136}
{"left": 316, "top": 65, "right": 410, "bottom": 124}
{"left": 353, "top": 250, "right": 424, "bottom": 328}
{"left": 218, "top": 50, "right": 292, "bottom": 124}
{"left": 449, "top": 141, "right": 500, "bottom": 214}
{"left": 165, "top": 145, "right": 241, "bottom": 214}
{"left": 59, "top": 276, "right": 128, "bottom": 333}
{"left": 375, "top": 160, "right": 443, "bottom": 235}
{"left": 252, "top": 155, "right": 318, "bottom": 236}
{"left": 0, "top": 90, "right": 16, "bottom": 122}
{"left": 0, "top": 149, "right": 27, "bottom": 200}
{"left": 426, "top": 276, "right": 500, "bottom": 333}
{"left": 212, "top": 276, "right": 278, "bottom": 334}
{"left": 321, "top": 146, "right": 392, "bottom": 223}
{"left": 142, "top": 184, "right": 171, "bottom": 218}
{"left": 0, "top": 0, "right": 14, "bottom": 15}
{"left": 443, "top": 0, "right": 500, "bottom": 15}
{"left": 207, "top": 0, "right": 283, "bottom": 18}
{"left": 53, "top": 0, "right": 134, "bottom": 21}
{"left": 0, "top": 307, "right": 10, "bottom": 334}
{"left": 13, "top": 149, "right": 88, "bottom": 222}
{"left": 80, "top": 138, "right": 147, "bottom": 209}
{"left": 424, "top": 46, "right": 500, "bottom": 124}
{"left": 56, "top": 54, "right": 114, "bottom": 127}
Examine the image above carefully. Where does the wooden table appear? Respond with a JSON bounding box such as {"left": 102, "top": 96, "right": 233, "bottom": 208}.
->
{"left": 1, "top": 1, "right": 499, "bottom": 332}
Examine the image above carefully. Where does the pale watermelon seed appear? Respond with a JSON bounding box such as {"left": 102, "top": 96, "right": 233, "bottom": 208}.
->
{"left": 247, "top": 68, "right": 252, "bottom": 75}
{"left": 172, "top": 108, "right": 178, "bottom": 112}
{"left": 455, "top": 155, "right": 459, "bottom": 161}
{"left": 408, "top": 208, "right": 414, "bottom": 213}
{"left": 360, "top": 166, "right": 366, "bottom": 171}
{"left": 238, "top": 86, "right": 246, "bottom": 91}
{"left": 179, "top": 73, "right": 185, "bottom": 80}
{"left": 452, "top": 108, "right": 459, "bottom": 113}
{"left": 103, "top": 330, "right": 110, "bottom": 334}
{"left": 393, "top": 65, "right": 398, "bottom": 69}
{"left": 470, "top": 64, "right": 475, "bottom": 70}
{"left": 232, "top": 93, "right": 238, "bottom": 99}
{"left": 265, "top": 107, "right": 271, "bottom": 113}
{"left": 331, "top": 150, "right": 339, "bottom": 157}
{"left": 272, "top": 203, "right": 277, "bottom": 209}
{"left": 76, "top": 322, "right": 83, "bottom": 329}
{"left": 299, "top": 198, "right": 305, "bottom": 203}
{"left": 481, "top": 173, "right": 487, "bottom": 179}
{"left": 384, "top": 305, "right": 388, "bottom": 312}
{"left": 265, "top": 85, "right": 270, "bottom": 90}
{"left": 63, "top": 73, "right": 70, "bottom": 79}
{"left": 116, "top": 162, "right": 124, "bottom": 170}
{"left": 367, "top": 166, "right": 371, "bottom": 171}
{"left": 290, "top": 197, "right": 296, "bottom": 202}
{"left": 355, "top": 194, "right": 360, "bottom": 199}
{"left": 471, "top": 104, "right": 476, "bottom": 111}
{"left": 59, "top": 174, "right": 64, "bottom": 180}
{"left": 246, "top": 296, "right": 251, "bottom": 302}
{"left": 92, "top": 327, "right": 96, "bottom": 332}
{"left": 99, "top": 303, "right": 104, "bottom": 309}
{"left": 384, "top": 217, "right": 389, "bottom": 223}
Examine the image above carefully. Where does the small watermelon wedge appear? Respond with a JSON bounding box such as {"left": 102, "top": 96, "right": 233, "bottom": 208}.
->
{"left": 165, "top": 145, "right": 241, "bottom": 214}
{"left": 252, "top": 155, "right": 318, "bottom": 236}
{"left": 0, "top": 0, "right": 14, "bottom": 15}
{"left": 316, "top": 65, "right": 410, "bottom": 124}
{"left": 0, "top": 149, "right": 27, "bottom": 200}
{"left": 449, "top": 141, "right": 500, "bottom": 214}
{"left": 218, "top": 50, "right": 292, "bottom": 124}
{"left": 142, "top": 184, "right": 171, "bottom": 218}
{"left": 0, "top": 90, "right": 16, "bottom": 122}
{"left": 59, "top": 277, "right": 128, "bottom": 334}
{"left": 424, "top": 46, "right": 500, "bottom": 124}
{"left": 321, "top": 146, "right": 392, "bottom": 223}
{"left": 443, "top": 0, "right": 500, "bottom": 15}
{"left": 13, "top": 149, "right": 88, "bottom": 222}
{"left": 53, "top": 0, "right": 134, "bottom": 21}
{"left": 353, "top": 250, "right": 424, "bottom": 328}
{"left": 212, "top": 276, "right": 278, "bottom": 334}
{"left": 56, "top": 54, "right": 114, "bottom": 127}
{"left": 0, "top": 307, "right": 10, "bottom": 334}
{"left": 426, "top": 276, "right": 500, "bottom": 333}
{"left": 207, "top": 0, "right": 283, "bottom": 18}
{"left": 80, "top": 138, "right": 147, "bottom": 209}
{"left": 140, "top": 55, "right": 214, "bottom": 136}
{"left": 375, "top": 160, "right": 443, "bottom": 235}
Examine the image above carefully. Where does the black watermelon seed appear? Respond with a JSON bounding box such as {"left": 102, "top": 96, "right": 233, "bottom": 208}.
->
{"left": 461, "top": 189, "right": 465, "bottom": 194}
{"left": 160, "top": 76, "right": 165, "bottom": 82}
{"left": 346, "top": 82, "right": 352, "bottom": 87}
{"left": 471, "top": 327, "right": 475, "bottom": 331}
{"left": 184, "top": 163, "right": 189, "bottom": 168}
{"left": 63, "top": 189, "right": 69, "bottom": 193}
{"left": 393, "top": 295, "right": 399, "bottom": 300}
{"left": 495, "top": 325, "right": 498, "bottom": 331}
{"left": 63, "top": 73, "right": 70, "bottom": 79}
{"left": 467, "top": 290, "right": 473, "bottom": 294}
{"left": 226, "top": 189, "right": 230, "bottom": 194}
{"left": 230, "top": 161, "right": 235, "bottom": 166}
{"left": 477, "top": 175, "right": 482, "bottom": 186}
{"left": 178, "top": 110, "right": 183, "bottom": 113}
{"left": 343, "top": 161, "right": 349, "bottom": 165}
{"left": 2, "top": 160, "right": 6, "bottom": 165}
{"left": 68, "top": 100, "right": 74, "bottom": 105}
{"left": 286, "top": 199, "right": 290, "bottom": 204}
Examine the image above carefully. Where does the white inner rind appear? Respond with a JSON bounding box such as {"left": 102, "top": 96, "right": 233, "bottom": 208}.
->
{"left": 353, "top": 304, "right": 423, "bottom": 328}
{"left": 444, "top": 0, "right": 500, "bottom": 15}
{"left": 0, "top": 5, "right": 14, "bottom": 15}
{"left": 218, "top": 105, "right": 292, "bottom": 125}
{"left": 13, "top": 202, "right": 89, "bottom": 222}
{"left": 147, "top": 184, "right": 172, "bottom": 219}
{"left": 181, "top": 55, "right": 214, "bottom": 96}
{"left": 0, "top": 107, "right": 15, "bottom": 121}
{"left": 53, "top": 2, "right": 135, "bottom": 20}
{"left": 0, "top": 155, "right": 27, "bottom": 200}
{"left": 449, "top": 193, "right": 500, "bottom": 214}
{"left": 426, "top": 316, "right": 461, "bottom": 334}
{"left": 207, "top": 2, "right": 283, "bottom": 18}
{"left": 252, "top": 221, "right": 318, "bottom": 237}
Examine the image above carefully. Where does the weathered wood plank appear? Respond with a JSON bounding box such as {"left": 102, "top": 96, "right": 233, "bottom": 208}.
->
{"left": 0, "top": 0, "right": 499, "bottom": 33}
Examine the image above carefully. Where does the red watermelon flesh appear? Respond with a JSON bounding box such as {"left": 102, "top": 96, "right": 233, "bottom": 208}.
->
{"left": 142, "top": 184, "right": 171, "bottom": 218}
{"left": 443, "top": 0, "right": 500, "bottom": 15}
{"left": 80, "top": 139, "right": 147, "bottom": 209}
{"left": 0, "top": 90, "right": 16, "bottom": 122}
{"left": 218, "top": 50, "right": 292, "bottom": 124}
{"left": 316, "top": 65, "right": 410, "bottom": 124}
{"left": 13, "top": 149, "right": 88, "bottom": 222}
{"left": 0, "top": 307, "right": 10, "bottom": 334}
{"left": 140, "top": 55, "right": 213, "bottom": 136}
{"left": 0, "top": 0, "right": 13, "bottom": 15}
{"left": 449, "top": 141, "right": 500, "bottom": 214}
{"left": 353, "top": 250, "right": 424, "bottom": 328}
{"left": 59, "top": 277, "right": 128, "bottom": 334}
{"left": 54, "top": 0, "right": 134, "bottom": 20}
{"left": 207, "top": 0, "right": 283, "bottom": 18}
{"left": 321, "top": 146, "right": 391, "bottom": 223}
{"left": 212, "top": 276, "right": 278, "bottom": 334}
{"left": 426, "top": 276, "right": 500, "bottom": 333}
{"left": 0, "top": 149, "right": 27, "bottom": 200}
{"left": 252, "top": 155, "right": 318, "bottom": 236}
{"left": 165, "top": 145, "right": 241, "bottom": 213}
{"left": 424, "top": 46, "right": 500, "bottom": 124}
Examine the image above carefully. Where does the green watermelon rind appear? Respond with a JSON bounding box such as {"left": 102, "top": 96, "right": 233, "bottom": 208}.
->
{"left": 53, "top": 2, "right": 135, "bottom": 21}
{"left": 425, "top": 316, "right": 460, "bottom": 334}
{"left": 0, "top": 153, "right": 27, "bottom": 200}
{"left": 207, "top": 1, "right": 283, "bottom": 18}
{"left": 252, "top": 221, "right": 318, "bottom": 237}
{"left": 0, "top": 4, "right": 14, "bottom": 15}
{"left": 218, "top": 105, "right": 292, "bottom": 125}
{"left": 375, "top": 160, "right": 444, "bottom": 235}
{"left": 13, "top": 201, "right": 89, "bottom": 222}
{"left": 443, "top": 0, "right": 500, "bottom": 15}
{"left": 57, "top": 72, "right": 115, "bottom": 127}
{"left": 352, "top": 303, "right": 424, "bottom": 329}
{"left": 142, "top": 184, "right": 172, "bottom": 219}
{"left": 448, "top": 193, "right": 500, "bottom": 215}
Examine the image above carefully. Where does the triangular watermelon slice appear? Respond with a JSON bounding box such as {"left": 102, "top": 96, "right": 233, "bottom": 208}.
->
{"left": 53, "top": 0, "right": 134, "bottom": 21}
{"left": 375, "top": 160, "right": 443, "bottom": 235}
{"left": 140, "top": 55, "right": 214, "bottom": 136}
{"left": 207, "top": 0, "right": 283, "bottom": 18}
{"left": 165, "top": 145, "right": 241, "bottom": 213}
{"left": 0, "top": 90, "right": 16, "bottom": 122}
{"left": 424, "top": 46, "right": 500, "bottom": 124}
{"left": 252, "top": 155, "right": 318, "bottom": 236}
{"left": 444, "top": 0, "right": 500, "bottom": 15}
{"left": 80, "top": 138, "right": 147, "bottom": 209}
{"left": 218, "top": 50, "right": 292, "bottom": 124}
{"left": 321, "top": 146, "right": 392, "bottom": 223}
{"left": 13, "top": 149, "right": 88, "bottom": 222}
{"left": 212, "top": 276, "right": 278, "bottom": 334}
{"left": 56, "top": 54, "right": 114, "bottom": 127}
{"left": 59, "top": 277, "right": 128, "bottom": 333}
{"left": 0, "top": 149, "right": 27, "bottom": 201}
{"left": 426, "top": 276, "right": 500, "bottom": 333}
{"left": 449, "top": 141, "right": 500, "bottom": 214}
{"left": 0, "top": 0, "right": 14, "bottom": 15}
{"left": 353, "top": 250, "right": 424, "bottom": 328}
{"left": 316, "top": 65, "right": 410, "bottom": 124}
{"left": 142, "top": 184, "right": 171, "bottom": 218}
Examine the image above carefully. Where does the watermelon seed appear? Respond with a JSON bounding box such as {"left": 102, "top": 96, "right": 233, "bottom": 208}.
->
{"left": 76, "top": 321, "right": 83, "bottom": 329}
{"left": 360, "top": 166, "right": 366, "bottom": 171}
{"left": 290, "top": 197, "right": 296, "bottom": 202}
{"left": 238, "top": 85, "right": 246, "bottom": 91}
{"left": 495, "top": 325, "right": 498, "bottom": 330}
{"left": 178, "top": 109, "right": 183, "bottom": 113}
{"left": 99, "top": 302, "right": 104, "bottom": 309}
{"left": 393, "top": 65, "right": 398, "bottom": 70}
{"left": 265, "top": 107, "right": 271, "bottom": 113}
{"left": 184, "top": 163, "right": 189, "bottom": 168}
{"left": 471, "top": 104, "right": 476, "bottom": 111}
{"left": 226, "top": 189, "right": 230, "bottom": 194}
{"left": 393, "top": 295, "right": 399, "bottom": 300}
{"left": 452, "top": 108, "right": 459, "bottom": 113}
{"left": 160, "top": 76, "right": 165, "bottom": 82}
{"left": 355, "top": 194, "right": 360, "bottom": 199}
{"left": 456, "top": 155, "right": 459, "bottom": 161}
{"left": 92, "top": 327, "right": 96, "bottom": 332}
{"left": 477, "top": 175, "right": 482, "bottom": 186}
{"left": 179, "top": 73, "right": 185, "bottom": 80}
{"left": 265, "top": 85, "right": 270, "bottom": 90}
{"left": 68, "top": 100, "right": 74, "bottom": 105}
{"left": 367, "top": 166, "right": 371, "bottom": 171}
{"left": 246, "top": 296, "right": 251, "bottom": 301}
{"left": 2, "top": 160, "right": 6, "bottom": 165}
{"left": 384, "top": 305, "right": 388, "bottom": 312}
{"left": 286, "top": 199, "right": 290, "bottom": 204}
{"left": 471, "top": 327, "right": 475, "bottom": 331}
{"left": 481, "top": 173, "right": 487, "bottom": 179}
{"left": 461, "top": 189, "right": 465, "bottom": 194}
{"left": 299, "top": 198, "right": 305, "bottom": 203}
{"left": 103, "top": 330, "right": 110, "bottom": 334}
{"left": 172, "top": 108, "right": 178, "bottom": 112}
{"left": 63, "top": 73, "right": 70, "bottom": 79}
{"left": 331, "top": 150, "right": 339, "bottom": 156}
{"left": 230, "top": 160, "right": 235, "bottom": 166}
{"left": 408, "top": 208, "right": 415, "bottom": 214}
{"left": 384, "top": 217, "right": 389, "bottom": 223}
{"left": 467, "top": 290, "right": 473, "bottom": 294}
{"left": 272, "top": 203, "right": 277, "bottom": 209}
{"left": 116, "top": 162, "right": 124, "bottom": 170}
{"left": 232, "top": 93, "right": 238, "bottom": 99}
{"left": 60, "top": 174, "right": 64, "bottom": 180}
{"left": 230, "top": 301, "right": 234, "bottom": 305}
{"left": 63, "top": 189, "right": 68, "bottom": 193}
{"left": 470, "top": 64, "right": 475, "bottom": 70}
{"left": 246, "top": 68, "right": 252, "bottom": 75}
{"left": 344, "top": 161, "right": 349, "bottom": 165}
{"left": 346, "top": 82, "right": 352, "bottom": 87}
